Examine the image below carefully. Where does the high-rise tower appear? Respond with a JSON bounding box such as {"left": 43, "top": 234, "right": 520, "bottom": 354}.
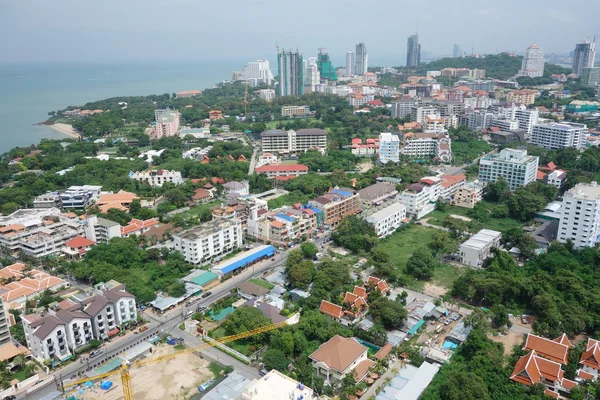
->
{"left": 278, "top": 50, "right": 304, "bottom": 96}
{"left": 346, "top": 51, "right": 355, "bottom": 75}
{"left": 517, "top": 43, "right": 545, "bottom": 78}
{"left": 355, "top": 43, "right": 368, "bottom": 75}
{"left": 573, "top": 41, "right": 597, "bottom": 75}
{"left": 407, "top": 34, "right": 421, "bottom": 67}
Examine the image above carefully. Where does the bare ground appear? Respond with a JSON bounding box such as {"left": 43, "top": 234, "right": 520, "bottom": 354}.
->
{"left": 490, "top": 329, "right": 526, "bottom": 356}
{"left": 423, "top": 283, "right": 448, "bottom": 297}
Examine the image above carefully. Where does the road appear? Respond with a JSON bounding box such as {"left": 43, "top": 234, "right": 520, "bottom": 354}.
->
{"left": 21, "top": 253, "right": 287, "bottom": 400}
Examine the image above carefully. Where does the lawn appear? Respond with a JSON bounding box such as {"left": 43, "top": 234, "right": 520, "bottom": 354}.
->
{"left": 211, "top": 327, "right": 252, "bottom": 355}
{"left": 177, "top": 201, "right": 220, "bottom": 219}
{"left": 249, "top": 278, "right": 274, "bottom": 289}
{"left": 423, "top": 203, "right": 522, "bottom": 232}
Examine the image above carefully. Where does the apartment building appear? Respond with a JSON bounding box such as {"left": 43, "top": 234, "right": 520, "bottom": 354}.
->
{"left": 379, "top": 132, "right": 400, "bottom": 164}
{"left": 60, "top": 185, "right": 102, "bottom": 209}
{"left": 558, "top": 181, "right": 600, "bottom": 249}
{"left": 172, "top": 219, "right": 243, "bottom": 264}
{"left": 33, "top": 192, "right": 62, "bottom": 209}
{"left": 0, "top": 298, "right": 10, "bottom": 345}
{"left": 348, "top": 93, "right": 375, "bottom": 107}
{"left": 247, "top": 206, "right": 320, "bottom": 245}
{"left": 281, "top": 105, "right": 311, "bottom": 117}
{"left": 212, "top": 197, "right": 268, "bottom": 230}
{"left": 529, "top": 122, "right": 589, "bottom": 150}
{"left": 103, "top": 288, "right": 137, "bottom": 326}
{"left": 153, "top": 110, "right": 180, "bottom": 138}
{"left": 261, "top": 129, "right": 327, "bottom": 154}
{"left": 391, "top": 99, "right": 417, "bottom": 119}
{"left": 223, "top": 181, "right": 250, "bottom": 197}
{"left": 259, "top": 89, "right": 276, "bottom": 102}
{"left": 254, "top": 164, "right": 309, "bottom": 179}
{"left": 459, "top": 110, "right": 496, "bottom": 131}
{"left": 453, "top": 182, "right": 484, "bottom": 208}
{"left": 506, "top": 89, "right": 538, "bottom": 106}
{"left": 399, "top": 178, "right": 442, "bottom": 219}
{"left": 309, "top": 188, "right": 361, "bottom": 226}
{"left": 436, "top": 100, "right": 464, "bottom": 117}
{"left": 410, "top": 106, "right": 439, "bottom": 123}
{"left": 490, "top": 118, "right": 520, "bottom": 132}
{"left": 514, "top": 106, "right": 539, "bottom": 134}
{"left": 364, "top": 201, "right": 407, "bottom": 238}
{"left": 128, "top": 170, "right": 184, "bottom": 187}
{"left": 351, "top": 138, "right": 380, "bottom": 157}
{"left": 440, "top": 174, "right": 466, "bottom": 199}
{"left": 21, "top": 314, "right": 71, "bottom": 362}
{"left": 459, "top": 229, "right": 502, "bottom": 267}
{"left": 401, "top": 132, "right": 452, "bottom": 163}
{"left": 358, "top": 182, "right": 398, "bottom": 208}
{"left": 478, "top": 149, "right": 539, "bottom": 191}
{"left": 84, "top": 216, "right": 121, "bottom": 243}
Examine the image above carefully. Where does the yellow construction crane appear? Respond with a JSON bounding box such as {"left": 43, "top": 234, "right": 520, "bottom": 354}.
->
{"left": 243, "top": 80, "right": 249, "bottom": 116}
{"left": 61, "top": 320, "right": 291, "bottom": 399}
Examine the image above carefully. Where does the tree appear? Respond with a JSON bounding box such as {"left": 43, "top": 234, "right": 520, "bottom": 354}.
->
{"left": 406, "top": 248, "right": 436, "bottom": 280}
{"left": 262, "top": 349, "right": 289, "bottom": 372}
{"left": 300, "top": 242, "right": 318, "bottom": 259}
{"left": 369, "top": 297, "right": 407, "bottom": 329}
{"left": 270, "top": 331, "right": 294, "bottom": 356}
{"left": 435, "top": 197, "right": 447, "bottom": 212}
{"left": 439, "top": 370, "right": 490, "bottom": 400}
{"left": 429, "top": 231, "right": 457, "bottom": 255}
{"left": 489, "top": 304, "right": 511, "bottom": 329}
{"left": 222, "top": 307, "right": 271, "bottom": 339}
{"left": 285, "top": 249, "right": 304, "bottom": 269}
{"left": 506, "top": 188, "right": 546, "bottom": 222}
{"left": 482, "top": 177, "right": 509, "bottom": 201}
{"left": 287, "top": 260, "right": 316, "bottom": 289}
{"left": 331, "top": 216, "right": 378, "bottom": 253}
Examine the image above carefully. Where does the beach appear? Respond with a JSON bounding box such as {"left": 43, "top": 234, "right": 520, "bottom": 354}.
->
{"left": 48, "top": 123, "right": 81, "bottom": 139}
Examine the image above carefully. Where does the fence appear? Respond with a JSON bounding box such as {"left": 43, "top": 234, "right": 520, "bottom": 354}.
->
{"left": 0, "top": 387, "right": 15, "bottom": 398}
{"left": 26, "top": 376, "right": 55, "bottom": 394}
{"left": 202, "top": 335, "right": 250, "bottom": 364}
{"left": 17, "top": 373, "right": 40, "bottom": 389}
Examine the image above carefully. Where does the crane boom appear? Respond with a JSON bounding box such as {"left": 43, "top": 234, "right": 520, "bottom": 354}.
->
{"left": 62, "top": 319, "right": 291, "bottom": 396}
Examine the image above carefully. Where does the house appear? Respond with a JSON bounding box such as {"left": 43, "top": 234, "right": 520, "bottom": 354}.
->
{"left": 319, "top": 300, "right": 344, "bottom": 320}
{"left": 367, "top": 276, "right": 391, "bottom": 295}
{"left": 96, "top": 190, "right": 139, "bottom": 214}
{"left": 237, "top": 281, "right": 270, "bottom": 299}
{"left": 578, "top": 338, "right": 600, "bottom": 380}
{"left": 103, "top": 287, "right": 137, "bottom": 326}
{"left": 63, "top": 236, "right": 96, "bottom": 258}
{"left": 191, "top": 188, "right": 212, "bottom": 204}
{"left": 209, "top": 110, "right": 224, "bottom": 120}
{"left": 21, "top": 314, "right": 71, "bottom": 362}
{"left": 223, "top": 181, "right": 249, "bottom": 197}
{"left": 523, "top": 333, "right": 570, "bottom": 364}
{"left": 120, "top": 218, "right": 159, "bottom": 237}
{"left": 309, "top": 335, "right": 375, "bottom": 384}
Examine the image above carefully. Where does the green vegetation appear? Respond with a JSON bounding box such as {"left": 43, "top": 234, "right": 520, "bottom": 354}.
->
{"left": 424, "top": 203, "right": 522, "bottom": 233}
{"left": 331, "top": 216, "right": 378, "bottom": 253}
{"left": 208, "top": 362, "right": 233, "bottom": 378}
{"left": 298, "top": 150, "right": 358, "bottom": 172}
{"left": 248, "top": 278, "right": 274, "bottom": 290}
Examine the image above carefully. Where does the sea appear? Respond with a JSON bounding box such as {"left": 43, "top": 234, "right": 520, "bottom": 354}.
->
{"left": 0, "top": 60, "right": 247, "bottom": 154}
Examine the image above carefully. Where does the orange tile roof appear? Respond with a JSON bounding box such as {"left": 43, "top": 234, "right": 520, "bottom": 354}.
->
{"left": 523, "top": 334, "right": 569, "bottom": 364}
{"left": 544, "top": 389, "right": 559, "bottom": 399}
{"left": 510, "top": 351, "right": 542, "bottom": 386}
{"left": 353, "top": 286, "right": 367, "bottom": 298}
{"left": 374, "top": 343, "right": 394, "bottom": 360}
{"left": 65, "top": 236, "right": 96, "bottom": 249}
{"left": 536, "top": 170, "right": 546, "bottom": 180}
{"left": 578, "top": 370, "right": 594, "bottom": 380}
{"left": 562, "top": 379, "right": 577, "bottom": 390}
{"left": 580, "top": 340, "right": 600, "bottom": 370}
{"left": 121, "top": 218, "right": 159, "bottom": 235}
{"left": 440, "top": 174, "right": 466, "bottom": 188}
{"left": 353, "top": 359, "right": 376, "bottom": 382}
{"left": 98, "top": 202, "right": 128, "bottom": 213}
{"left": 367, "top": 276, "right": 391, "bottom": 294}
{"left": 319, "top": 300, "right": 343, "bottom": 319}
{"left": 96, "top": 190, "right": 138, "bottom": 206}
{"left": 0, "top": 263, "right": 27, "bottom": 280}
{"left": 271, "top": 221, "right": 285, "bottom": 229}
{"left": 553, "top": 333, "right": 573, "bottom": 349}
{"left": 309, "top": 335, "right": 368, "bottom": 372}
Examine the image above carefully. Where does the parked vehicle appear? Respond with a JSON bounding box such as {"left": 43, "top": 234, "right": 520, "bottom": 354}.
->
{"left": 196, "top": 305, "right": 207, "bottom": 312}
{"left": 202, "top": 291, "right": 212, "bottom": 298}
{"left": 138, "top": 325, "right": 148, "bottom": 333}
{"left": 89, "top": 350, "right": 102, "bottom": 358}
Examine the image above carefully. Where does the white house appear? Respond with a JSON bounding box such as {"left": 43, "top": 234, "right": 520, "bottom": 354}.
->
{"left": 309, "top": 335, "right": 375, "bottom": 384}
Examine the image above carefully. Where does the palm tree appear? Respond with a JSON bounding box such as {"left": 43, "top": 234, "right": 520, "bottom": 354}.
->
{"left": 13, "top": 354, "right": 25, "bottom": 368}
{"left": 24, "top": 363, "right": 37, "bottom": 377}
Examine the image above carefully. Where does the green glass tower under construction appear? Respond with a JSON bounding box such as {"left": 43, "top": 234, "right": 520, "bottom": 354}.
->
{"left": 317, "top": 52, "right": 337, "bottom": 82}
{"left": 278, "top": 50, "right": 304, "bottom": 96}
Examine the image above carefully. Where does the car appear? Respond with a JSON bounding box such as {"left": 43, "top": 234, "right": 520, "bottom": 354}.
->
{"left": 202, "top": 291, "right": 212, "bottom": 298}
{"left": 138, "top": 325, "right": 148, "bottom": 333}
{"left": 4, "top": 395, "right": 16, "bottom": 400}
{"left": 89, "top": 350, "right": 102, "bottom": 358}
{"left": 196, "top": 305, "right": 207, "bottom": 312}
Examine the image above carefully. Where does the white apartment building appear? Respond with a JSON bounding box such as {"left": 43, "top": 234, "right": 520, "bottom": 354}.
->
{"left": 423, "top": 115, "right": 448, "bottom": 133}
{"left": 128, "top": 170, "right": 184, "bottom": 187}
{"left": 365, "top": 202, "right": 407, "bottom": 237}
{"left": 401, "top": 132, "right": 452, "bottom": 163}
{"left": 259, "top": 89, "right": 276, "bottom": 102}
{"left": 232, "top": 60, "right": 274, "bottom": 85}
{"left": 153, "top": 110, "right": 180, "bottom": 138}
{"left": 491, "top": 104, "right": 539, "bottom": 134}
{"left": 348, "top": 93, "right": 375, "bottom": 107}
{"left": 261, "top": 129, "right": 327, "bottom": 154}
{"left": 22, "top": 315, "right": 71, "bottom": 362}
{"left": 0, "top": 298, "right": 10, "bottom": 345}
{"left": 247, "top": 207, "right": 318, "bottom": 245}
{"left": 172, "top": 219, "right": 243, "bottom": 264}
{"left": 84, "top": 216, "right": 121, "bottom": 243}
{"left": 478, "top": 149, "right": 539, "bottom": 191}
{"left": 281, "top": 105, "right": 311, "bottom": 117}
{"left": 399, "top": 178, "right": 442, "bottom": 219}
{"left": 558, "top": 181, "right": 600, "bottom": 249}
{"left": 518, "top": 43, "right": 545, "bottom": 78}
{"left": 529, "top": 122, "right": 589, "bottom": 150}
{"left": 54, "top": 310, "right": 95, "bottom": 352}
{"left": 459, "top": 229, "right": 502, "bottom": 267}
{"left": 104, "top": 289, "right": 137, "bottom": 326}
{"left": 411, "top": 106, "right": 439, "bottom": 123}
{"left": 490, "top": 118, "right": 519, "bottom": 132}
{"left": 379, "top": 132, "right": 400, "bottom": 164}
{"left": 392, "top": 99, "right": 417, "bottom": 119}
{"left": 459, "top": 110, "right": 496, "bottom": 131}
{"left": 304, "top": 58, "right": 320, "bottom": 93}
{"left": 546, "top": 169, "right": 567, "bottom": 188}
{"left": 60, "top": 185, "right": 102, "bottom": 209}
{"left": 325, "top": 86, "right": 353, "bottom": 97}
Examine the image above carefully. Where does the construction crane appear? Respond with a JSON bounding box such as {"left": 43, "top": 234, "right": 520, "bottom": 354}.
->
{"left": 275, "top": 35, "right": 295, "bottom": 53}
{"left": 61, "top": 320, "right": 291, "bottom": 400}
{"left": 318, "top": 47, "right": 326, "bottom": 54}
{"left": 243, "top": 80, "right": 249, "bottom": 116}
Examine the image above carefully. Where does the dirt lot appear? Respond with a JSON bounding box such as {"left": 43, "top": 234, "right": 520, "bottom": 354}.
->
{"left": 423, "top": 283, "right": 448, "bottom": 297}
{"left": 80, "top": 344, "right": 213, "bottom": 400}
{"left": 490, "top": 329, "right": 525, "bottom": 356}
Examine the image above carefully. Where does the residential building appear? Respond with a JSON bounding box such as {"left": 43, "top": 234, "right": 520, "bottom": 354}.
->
{"left": 281, "top": 105, "right": 311, "bottom": 118}
{"left": 180, "top": 126, "right": 210, "bottom": 139}
{"left": 491, "top": 118, "right": 520, "bottom": 132}
{"left": 278, "top": 50, "right": 303, "bottom": 96}
{"left": 120, "top": 218, "right": 159, "bottom": 237}
{"left": 223, "top": 181, "right": 249, "bottom": 197}
{"left": 546, "top": 169, "right": 566, "bottom": 188}
{"left": 304, "top": 57, "right": 319, "bottom": 93}
{"left": 410, "top": 105, "right": 439, "bottom": 123}
{"left": 128, "top": 170, "right": 184, "bottom": 187}
{"left": 530, "top": 122, "right": 589, "bottom": 149}
{"left": 310, "top": 335, "right": 374, "bottom": 384}
{"left": 346, "top": 51, "right": 355, "bottom": 76}
{"left": 255, "top": 164, "right": 308, "bottom": 179}
{"left": 81, "top": 295, "right": 118, "bottom": 340}
{"left": 491, "top": 130, "right": 526, "bottom": 144}
{"left": 84, "top": 215, "right": 121, "bottom": 243}
{"left": 63, "top": 236, "right": 96, "bottom": 258}
{"left": 261, "top": 129, "right": 327, "bottom": 154}
{"left": 453, "top": 181, "right": 484, "bottom": 208}
{"left": 355, "top": 43, "right": 368, "bottom": 75}
{"left": 518, "top": 43, "right": 545, "bottom": 78}
{"left": 256, "top": 153, "right": 279, "bottom": 167}
{"left": 317, "top": 51, "right": 337, "bottom": 82}
{"left": 60, "top": 185, "right": 102, "bottom": 209}
{"left": 459, "top": 229, "right": 502, "bottom": 267}
{"left": 212, "top": 197, "right": 267, "bottom": 229}
{"left": 21, "top": 314, "right": 71, "bottom": 362}
{"left": 153, "top": 110, "right": 180, "bottom": 138}
{"left": 399, "top": 177, "right": 442, "bottom": 219}
{"left": 0, "top": 298, "right": 10, "bottom": 345}
{"left": 401, "top": 132, "right": 452, "bottom": 163}
{"left": 351, "top": 138, "right": 380, "bottom": 157}
{"left": 459, "top": 110, "right": 496, "bottom": 131}
{"left": 392, "top": 99, "right": 417, "bottom": 119}
{"left": 95, "top": 190, "right": 138, "bottom": 214}
{"left": 453, "top": 44, "right": 462, "bottom": 58}
{"left": 309, "top": 188, "right": 361, "bottom": 226}
{"left": 580, "top": 67, "right": 600, "bottom": 87}
{"left": 365, "top": 201, "right": 407, "bottom": 237}
{"left": 0, "top": 263, "right": 69, "bottom": 309}
{"left": 247, "top": 205, "right": 320, "bottom": 245}
{"left": 232, "top": 60, "right": 274, "bottom": 86}
{"left": 379, "top": 132, "right": 400, "bottom": 164}
{"left": 506, "top": 89, "right": 538, "bottom": 106}
{"left": 558, "top": 181, "right": 600, "bottom": 249}
{"left": 33, "top": 192, "right": 62, "bottom": 209}
{"left": 478, "top": 149, "right": 539, "bottom": 191}
{"left": 182, "top": 146, "right": 212, "bottom": 161}
{"left": 259, "top": 89, "right": 276, "bottom": 101}
{"left": 103, "top": 287, "right": 137, "bottom": 326}
{"left": 348, "top": 93, "right": 375, "bottom": 108}
{"left": 191, "top": 188, "right": 212, "bottom": 204}
{"left": 573, "top": 41, "right": 596, "bottom": 76}
{"left": 358, "top": 182, "right": 398, "bottom": 208}
{"left": 172, "top": 219, "right": 243, "bottom": 264}
{"left": 407, "top": 34, "right": 421, "bottom": 67}
{"left": 241, "top": 369, "right": 316, "bottom": 400}
{"left": 514, "top": 106, "right": 540, "bottom": 134}
{"left": 440, "top": 174, "right": 466, "bottom": 200}
{"left": 54, "top": 309, "right": 94, "bottom": 352}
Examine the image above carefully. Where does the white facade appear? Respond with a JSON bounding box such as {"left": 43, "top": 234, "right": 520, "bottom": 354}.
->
{"left": 233, "top": 60, "right": 274, "bottom": 85}
{"left": 459, "top": 229, "right": 502, "bottom": 267}
{"left": 547, "top": 170, "right": 566, "bottom": 188}
{"left": 259, "top": 89, "right": 276, "bottom": 102}
{"left": 478, "top": 149, "right": 539, "bottom": 191}
{"left": 128, "top": 170, "right": 184, "bottom": 187}
{"left": 281, "top": 105, "right": 311, "bottom": 117}
{"left": 379, "top": 132, "right": 400, "bottom": 164}
{"left": 529, "top": 122, "right": 589, "bottom": 150}
{"left": 346, "top": 51, "right": 355, "bottom": 76}
{"left": 558, "top": 181, "right": 600, "bottom": 249}
{"left": 518, "top": 43, "right": 545, "bottom": 78}
{"left": 411, "top": 106, "right": 439, "bottom": 123}
{"left": 172, "top": 219, "right": 243, "bottom": 264}
{"left": 355, "top": 43, "right": 368, "bottom": 75}
{"left": 223, "top": 181, "right": 250, "bottom": 197}
{"left": 304, "top": 58, "right": 319, "bottom": 92}
{"left": 514, "top": 107, "right": 539, "bottom": 134}
{"left": 490, "top": 118, "right": 519, "bottom": 131}
{"left": 0, "top": 299, "right": 10, "bottom": 345}
{"left": 348, "top": 94, "right": 374, "bottom": 107}
{"left": 84, "top": 216, "right": 122, "bottom": 243}
{"left": 399, "top": 179, "right": 442, "bottom": 219}
{"left": 392, "top": 100, "right": 417, "bottom": 119}
{"left": 261, "top": 129, "right": 327, "bottom": 154}
{"left": 365, "top": 202, "right": 407, "bottom": 237}
{"left": 22, "top": 315, "right": 71, "bottom": 362}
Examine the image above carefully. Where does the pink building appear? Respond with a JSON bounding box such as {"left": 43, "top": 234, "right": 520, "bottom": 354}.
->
{"left": 153, "top": 111, "right": 180, "bottom": 138}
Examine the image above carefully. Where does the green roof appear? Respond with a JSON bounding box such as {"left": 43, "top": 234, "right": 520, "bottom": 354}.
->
{"left": 91, "top": 357, "right": 123, "bottom": 375}
{"left": 408, "top": 319, "right": 426, "bottom": 335}
{"left": 190, "top": 271, "right": 218, "bottom": 287}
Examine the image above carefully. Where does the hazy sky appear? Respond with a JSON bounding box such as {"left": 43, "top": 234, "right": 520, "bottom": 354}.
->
{"left": 1, "top": 0, "right": 598, "bottom": 65}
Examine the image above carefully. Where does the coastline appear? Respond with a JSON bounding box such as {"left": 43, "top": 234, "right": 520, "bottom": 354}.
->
{"left": 47, "top": 123, "right": 81, "bottom": 140}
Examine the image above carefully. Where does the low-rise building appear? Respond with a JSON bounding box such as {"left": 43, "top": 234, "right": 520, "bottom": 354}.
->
{"left": 309, "top": 188, "right": 361, "bottom": 226}
{"left": 261, "top": 129, "right": 327, "bottom": 155}
{"left": 95, "top": 190, "right": 138, "bottom": 214}
{"left": 223, "top": 181, "right": 249, "bottom": 197}
{"left": 0, "top": 263, "right": 69, "bottom": 310}
{"left": 172, "top": 219, "right": 243, "bottom": 264}
{"left": 33, "top": 192, "right": 62, "bottom": 209}
{"left": 84, "top": 216, "right": 121, "bottom": 243}
{"left": 351, "top": 138, "right": 380, "bottom": 157}
{"left": 241, "top": 369, "right": 317, "bottom": 400}
{"left": 491, "top": 130, "right": 526, "bottom": 144}
{"left": 255, "top": 164, "right": 309, "bottom": 179}
{"left": 358, "top": 182, "right": 398, "bottom": 208}
{"left": 120, "top": 218, "right": 159, "bottom": 237}
{"left": 506, "top": 89, "right": 538, "bottom": 106}
{"left": 453, "top": 181, "right": 484, "bottom": 208}
{"left": 129, "top": 170, "right": 184, "bottom": 187}
{"left": 546, "top": 169, "right": 566, "bottom": 188}
{"left": 440, "top": 174, "right": 466, "bottom": 200}
{"left": 459, "top": 229, "right": 502, "bottom": 267}
{"left": 247, "top": 205, "right": 321, "bottom": 245}
{"left": 281, "top": 105, "right": 312, "bottom": 117}
{"left": 399, "top": 178, "right": 442, "bottom": 219}
{"left": 310, "top": 335, "right": 374, "bottom": 384}
{"left": 21, "top": 314, "right": 71, "bottom": 362}
{"left": 256, "top": 153, "right": 279, "bottom": 167}
{"left": 364, "top": 201, "right": 407, "bottom": 237}
{"left": 63, "top": 236, "right": 96, "bottom": 258}
{"left": 478, "top": 149, "right": 539, "bottom": 191}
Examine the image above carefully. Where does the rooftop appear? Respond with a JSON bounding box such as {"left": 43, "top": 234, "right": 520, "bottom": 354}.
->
{"left": 565, "top": 181, "right": 600, "bottom": 200}
{"left": 358, "top": 182, "right": 397, "bottom": 201}
{"left": 242, "top": 369, "right": 316, "bottom": 400}
{"left": 309, "top": 335, "right": 368, "bottom": 372}
{"left": 174, "top": 218, "right": 240, "bottom": 241}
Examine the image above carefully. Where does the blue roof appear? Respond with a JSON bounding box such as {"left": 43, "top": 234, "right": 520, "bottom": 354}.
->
{"left": 332, "top": 189, "right": 352, "bottom": 197}
{"left": 213, "top": 245, "right": 276, "bottom": 275}
{"left": 408, "top": 319, "right": 425, "bottom": 335}
{"left": 276, "top": 213, "right": 295, "bottom": 222}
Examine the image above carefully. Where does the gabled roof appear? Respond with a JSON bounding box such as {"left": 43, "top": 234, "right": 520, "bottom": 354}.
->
{"left": 367, "top": 276, "right": 391, "bottom": 294}
{"left": 309, "top": 335, "right": 368, "bottom": 373}
{"left": 544, "top": 389, "right": 559, "bottom": 399}
{"left": 55, "top": 309, "right": 90, "bottom": 323}
{"left": 510, "top": 351, "right": 542, "bottom": 386}
{"left": 523, "top": 334, "right": 569, "bottom": 364}
{"left": 82, "top": 295, "right": 110, "bottom": 317}
{"left": 104, "top": 288, "right": 135, "bottom": 302}
{"left": 65, "top": 236, "right": 95, "bottom": 249}
{"left": 237, "top": 281, "right": 269, "bottom": 297}
{"left": 319, "top": 300, "right": 343, "bottom": 319}
{"left": 553, "top": 333, "right": 573, "bottom": 349}
{"left": 31, "top": 315, "right": 65, "bottom": 340}
{"left": 353, "top": 286, "right": 367, "bottom": 298}
{"left": 579, "top": 339, "right": 600, "bottom": 370}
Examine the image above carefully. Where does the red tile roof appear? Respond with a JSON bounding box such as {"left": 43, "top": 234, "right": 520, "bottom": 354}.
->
{"left": 319, "top": 300, "right": 343, "bottom": 319}
{"left": 367, "top": 276, "right": 391, "bottom": 294}
{"left": 65, "top": 236, "right": 95, "bottom": 249}
{"left": 523, "top": 334, "right": 569, "bottom": 364}
{"left": 553, "top": 333, "right": 573, "bottom": 349}
{"left": 440, "top": 174, "right": 466, "bottom": 189}
{"left": 544, "top": 389, "right": 559, "bottom": 399}
{"left": 578, "top": 370, "right": 594, "bottom": 380}
{"left": 536, "top": 170, "right": 546, "bottom": 180}
{"left": 256, "top": 164, "right": 309, "bottom": 173}
{"left": 579, "top": 340, "right": 600, "bottom": 370}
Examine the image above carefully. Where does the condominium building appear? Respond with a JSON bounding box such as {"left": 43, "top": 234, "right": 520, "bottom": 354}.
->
{"left": 304, "top": 57, "right": 319, "bottom": 93}
{"left": 514, "top": 106, "right": 540, "bottom": 134}
{"left": 391, "top": 99, "right": 417, "bottom": 119}
{"left": 232, "top": 60, "right": 274, "bottom": 86}
{"left": 346, "top": 51, "right": 355, "bottom": 75}
{"left": 399, "top": 178, "right": 442, "bottom": 219}
{"left": 247, "top": 205, "right": 321, "bottom": 245}
{"left": 406, "top": 34, "right": 420, "bottom": 67}
{"left": 580, "top": 67, "right": 600, "bottom": 87}
{"left": 517, "top": 43, "right": 545, "bottom": 78}
{"left": 355, "top": 43, "right": 368, "bottom": 75}
{"left": 401, "top": 132, "right": 452, "bottom": 163}
{"left": 60, "top": 185, "right": 102, "bottom": 209}
{"left": 573, "top": 41, "right": 596, "bottom": 76}
{"left": 558, "top": 181, "right": 600, "bottom": 249}
{"left": 490, "top": 118, "right": 520, "bottom": 132}
{"left": 365, "top": 201, "right": 407, "bottom": 238}
{"left": 278, "top": 50, "right": 304, "bottom": 96}
{"left": 440, "top": 174, "right": 466, "bottom": 200}
{"left": 379, "top": 132, "right": 400, "bottom": 164}
{"left": 529, "top": 122, "right": 589, "bottom": 150}
{"left": 348, "top": 93, "right": 375, "bottom": 108}
{"left": 459, "top": 229, "right": 502, "bottom": 267}
{"left": 478, "top": 149, "right": 539, "bottom": 191}
{"left": 459, "top": 110, "right": 496, "bottom": 131}
{"left": 21, "top": 314, "right": 71, "bottom": 362}
{"left": 309, "top": 188, "right": 361, "bottom": 226}
{"left": 281, "top": 105, "right": 311, "bottom": 117}
{"left": 84, "top": 216, "right": 121, "bottom": 243}
{"left": 128, "top": 170, "right": 184, "bottom": 187}
{"left": 172, "top": 219, "right": 243, "bottom": 264}
{"left": 506, "top": 90, "right": 538, "bottom": 106}
{"left": 0, "top": 299, "right": 9, "bottom": 345}
{"left": 410, "top": 106, "right": 439, "bottom": 123}
{"left": 33, "top": 192, "right": 62, "bottom": 209}
{"left": 254, "top": 164, "right": 309, "bottom": 179}
{"left": 259, "top": 89, "right": 276, "bottom": 101}
{"left": 261, "top": 129, "right": 327, "bottom": 154}
{"left": 153, "top": 110, "right": 180, "bottom": 138}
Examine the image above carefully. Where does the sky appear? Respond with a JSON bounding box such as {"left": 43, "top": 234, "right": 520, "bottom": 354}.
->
{"left": 1, "top": 0, "right": 598, "bottom": 66}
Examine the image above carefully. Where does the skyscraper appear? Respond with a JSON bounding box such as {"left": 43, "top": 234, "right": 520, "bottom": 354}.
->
{"left": 278, "top": 50, "right": 304, "bottom": 96}
{"left": 317, "top": 51, "right": 338, "bottom": 82}
{"left": 453, "top": 44, "right": 462, "bottom": 58}
{"left": 232, "top": 60, "right": 274, "bottom": 85}
{"left": 304, "top": 57, "right": 319, "bottom": 93}
{"left": 346, "top": 51, "right": 355, "bottom": 75}
{"left": 407, "top": 34, "right": 421, "bottom": 67}
{"left": 517, "top": 43, "right": 545, "bottom": 78}
{"left": 573, "top": 41, "right": 597, "bottom": 76}
{"left": 355, "top": 43, "right": 368, "bottom": 75}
